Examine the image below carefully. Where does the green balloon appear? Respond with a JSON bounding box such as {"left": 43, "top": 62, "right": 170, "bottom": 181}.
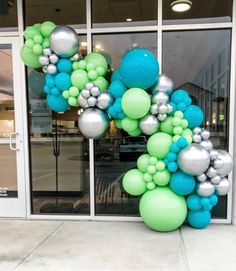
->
{"left": 147, "top": 132, "right": 172, "bottom": 159}
{"left": 123, "top": 169, "right": 146, "bottom": 196}
{"left": 20, "top": 45, "right": 40, "bottom": 68}
{"left": 139, "top": 187, "right": 187, "bottom": 232}
{"left": 32, "top": 44, "right": 43, "bottom": 55}
{"left": 128, "top": 128, "right": 141, "bottom": 136}
{"left": 71, "top": 70, "right": 89, "bottom": 90}
{"left": 137, "top": 154, "right": 151, "bottom": 172}
{"left": 93, "top": 76, "right": 108, "bottom": 91}
{"left": 40, "top": 21, "right": 56, "bottom": 37}
{"left": 69, "top": 86, "right": 79, "bottom": 97}
{"left": 42, "top": 37, "right": 50, "bottom": 48}
{"left": 84, "top": 52, "right": 108, "bottom": 70}
{"left": 121, "top": 88, "right": 151, "bottom": 119}
{"left": 24, "top": 26, "right": 40, "bottom": 40}
{"left": 121, "top": 117, "right": 138, "bottom": 132}
{"left": 33, "top": 23, "right": 41, "bottom": 30}
{"left": 160, "top": 116, "right": 174, "bottom": 135}
{"left": 114, "top": 119, "right": 122, "bottom": 129}
{"left": 68, "top": 97, "right": 78, "bottom": 107}
{"left": 153, "top": 169, "right": 171, "bottom": 186}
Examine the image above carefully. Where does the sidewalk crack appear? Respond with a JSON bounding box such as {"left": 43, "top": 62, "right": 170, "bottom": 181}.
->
{"left": 178, "top": 227, "right": 190, "bottom": 271}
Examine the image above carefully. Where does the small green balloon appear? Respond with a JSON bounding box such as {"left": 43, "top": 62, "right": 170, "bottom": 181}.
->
{"left": 33, "top": 23, "right": 41, "bottom": 30}
{"left": 68, "top": 97, "right": 78, "bottom": 107}
{"left": 160, "top": 116, "right": 174, "bottom": 135}
{"left": 71, "top": 70, "right": 89, "bottom": 90}
{"left": 153, "top": 169, "right": 171, "bottom": 186}
{"left": 143, "top": 172, "right": 153, "bottom": 182}
{"left": 42, "top": 37, "right": 50, "bottom": 48}
{"left": 24, "top": 26, "right": 40, "bottom": 40}
{"left": 32, "top": 44, "right": 43, "bottom": 55}
{"left": 146, "top": 182, "right": 156, "bottom": 190}
{"left": 139, "top": 187, "right": 187, "bottom": 232}
{"left": 114, "top": 119, "right": 122, "bottom": 129}
{"left": 128, "top": 128, "right": 141, "bottom": 136}
{"left": 33, "top": 34, "right": 43, "bottom": 44}
{"left": 25, "top": 39, "right": 34, "bottom": 49}
{"left": 40, "top": 21, "right": 56, "bottom": 37}
{"left": 96, "top": 65, "right": 106, "bottom": 76}
{"left": 84, "top": 52, "right": 108, "bottom": 70}
{"left": 156, "top": 161, "right": 165, "bottom": 171}
{"left": 63, "top": 90, "right": 70, "bottom": 99}
{"left": 137, "top": 154, "right": 151, "bottom": 172}
{"left": 147, "top": 132, "right": 172, "bottom": 159}
{"left": 69, "top": 86, "right": 79, "bottom": 97}
{"left": 20, "top": 45, "right": 41, "bottom": 68}
{"left": 123, "top": 169, "right": 146, "bottom": 196}
{"left": 86, "top": 62, "right": 95, "bottom": 71}
{"left": 121, "top": 117, "right": 138, "bottom": 132}
{"left": 93, "top": 76, "right": 108, "bottom": 91}
{"left": 78, "top": 60, "right": 87, "bottom": 70}
{"left": 88, "top": 70, "right": 98, "bottom": 80}
{"left": 121, "top": 88, "right": 150, "bottom": 119}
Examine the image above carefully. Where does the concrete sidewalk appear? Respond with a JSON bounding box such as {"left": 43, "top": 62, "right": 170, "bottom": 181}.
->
{"left": 0, "top": 220, "right": 235, "bottom": 271}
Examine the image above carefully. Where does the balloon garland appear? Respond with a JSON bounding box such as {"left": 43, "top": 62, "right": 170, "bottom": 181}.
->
{"left": 21, "top": 21, "right": 233, "bottom": 232}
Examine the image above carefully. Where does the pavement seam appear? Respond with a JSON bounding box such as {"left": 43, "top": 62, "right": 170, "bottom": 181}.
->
{"left": 178, "top": 228, "right": 190, "bottom": 271}
{"left": 14, "top": 221, "right": 64, "bottom": 270}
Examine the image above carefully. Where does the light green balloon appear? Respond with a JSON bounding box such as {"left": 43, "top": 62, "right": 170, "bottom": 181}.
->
{"left": 63, "top": 90, "right": 70, "bottom": 99}
{"left": 42, "top": 37, "right": 50, "bottom": 48}
{"left": 160, "top": 116, "right": 174, "bottom": 135}
{"left": 114, "top": 119, "right": 122, "bottom": 129}
{"left": 147, "top": 132, "right": 172, "bottom": 159}
{"left": 24, "top": 26, "right": 40, "bottom": 40}
{"left": 68, "top": 97, "right": 78, "bottom": 107}
{"left": 153, "top": 169, "right": 171, "bottom": 186}
{"left": 84, "top": 52, "right": 108, "bottom": 70}
{"left": 139, "top": 187, "right": 187, "bottom": 232}
{"left": 32, "top": 44, "right": 43, "bottom": 55}
{"left": 121, "top": 88, "right": 151, "bottom": 119}
{"left": 137, "top": 154, "right": 151, "bottom": 172}
{"left": 33, "top": 23, "right": 41, "bottom": 30}
{"left": 71, "top": 70, "right": 89, "bottom": 90}
{"left": 121, "top": 117, "right": 138, "bottom": 132}
{"left": 93, "top": 76, "right": 108, "bottom": 91}
{"left": 128, "top": 128, "right": 141, "bottom": 136}
{"left": 69, "top": 86, "right": 79, "bottom": 97}
{"left": 88, "top": 70, "right": 98, "bottom": 80}
{"left": 40, "top": 21, "right": 56, "bottom": 37}
{"left": 123, "top": 169, "right": 146, "bottom": 196}
{"left": 20, "top": 45, "right": 40, "bottom": 68}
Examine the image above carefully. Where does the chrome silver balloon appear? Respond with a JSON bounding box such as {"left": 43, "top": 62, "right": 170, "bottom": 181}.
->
{"left": 78, "top": 108, "right": 110, "bottom": 139}
{"left": 90, "top": 86, "right": 100, "bottom": 97}
{"left": 47, "top": 64, "right": 57, "bottom": 75}
{"left": 210, "top": 149, "right": 219, "bottom": 160}
{"left": 39, "top": 55, "right": 49, "bottom": 66}
{"left": 81, "top": 89, "right": 90, "bottom": 99}
{"left": 210, "top": 175, "right": 221, "bottom": 185}
{"left": 158, "top": 113, "right": 167, "bottom": 121}
{"left": 177, "top": 143, "right": 210, "bottom": 176}
{"left": 78, "top": 95, "right": 89, "bottom": 108}
{"left": 201, "top": 129, "right": 210, "bottom": 140}
{"left": 43, "top": 48, "right": 52, "bottom": 56}
{"left": 158, "top": 104, "right": 168, "bottom": 114}
{"left": 97, "top": 92, "right": 113, "bottom": 110}
{"left": 193, "top": 127, "right": 202, "bottom": 134}
{"left": 206, "top": 167, "right": 218, "bottom": 178}
{"left": 87, "top": 96, "right": 97, "bottom": 107}
{"left": 150, "top": 104, "right": 159, "bottom": 115}
{"left": 200, "top": 139, "right": 213, "bottom": 152}
{"left": 152, "top": 91, "right": 169, "bottom": 105}
{"left": 139, "top": 114, "right": 159, "bottom": 136}
{"left": 216, "top": 150, "right": 233, "bottom": 177}
{"left": 86, "top": 82, "right": 95, "bottom": 90}
{"left": 49, "top": 53, "right": 59, "bottom": 64}
{"left": 42, "top": 66, "right": 48, "bottom": 73}
{"left": 196, "top": 181, "right": 215, "bottom": 197}
{"left": 197, "top": 173, "right": 207, "bottom": 182}
{"left": 70, "top": 53, "right": 81, "bottom": 61}
{"left": 215, "top": 178, "right": 231, "bottom": 196}
{"left": 213, "top": 158, "right": 224, "bottom": 169}
{"left": 50, "top": 25, "right": 79, "bottom": 58}
{"left": 192, "top": 134, "right": 202, "bottom": 143}
{"left": 166, "top": 103, "right": 173, "bottom": 113}
{"left": 156, "top": 74, "right": 173, "bottom": 94}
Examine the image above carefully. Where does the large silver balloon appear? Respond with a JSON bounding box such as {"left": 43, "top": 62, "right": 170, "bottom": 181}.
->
{"left": 97, "top": 92, "right": 113, "bottom": 110}
{"left": 216, "top": 150, "right": 233, "bottom": 177}
{"left": 196, "top": 181, "right": 215, "bottom": 197}
{"left": 152, "top": 91, "right": 169, "bottom": 105}
{"left": 177, "top": 144, "right": 210, "bottom": 176}
{"left": 199, "top": 139, "right": 213, "bottom": 152}
{"left": 215, "top": 178, "right": 231, "bottom": 196}
{"left": 50, "top": 25, "right": 79, "bottom": 58}
{"left": 139, "top": 114, "right": 159, "bottom": 135}
{"left": 78, "top": 108, "right": 109, "bottom": 139}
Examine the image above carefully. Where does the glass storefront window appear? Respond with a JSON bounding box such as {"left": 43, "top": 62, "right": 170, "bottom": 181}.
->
{"left": 163, "top": 0, "right": 232, "bottom": 25}
{"left": 0, "top": 0, "right": 18, "bottom": 30}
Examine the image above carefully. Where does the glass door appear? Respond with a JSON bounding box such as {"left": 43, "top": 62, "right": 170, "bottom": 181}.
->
{"left": 0, "top": 37, "right": 26, "bottom": 217}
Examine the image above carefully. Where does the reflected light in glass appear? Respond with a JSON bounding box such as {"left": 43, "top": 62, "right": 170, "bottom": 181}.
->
{"left": 126, "top": 18, "right": 132, "bottom": 22}
{"left": 171, "top": 0, "right": 192, "bottom": 12}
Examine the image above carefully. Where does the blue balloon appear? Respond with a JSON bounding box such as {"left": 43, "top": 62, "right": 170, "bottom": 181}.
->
{"left": 109, "top": 80, "right": 127, "bottom": 98}
{"left": 57, "top": 59, "right": 72, "bottom": 73}
{"left": 170, "top": 171, "right": 196, "bottom": 196}
{"left": 168, "top": 162, "right": 178, "bottom": 172}
{"left": 184, "top": 105, "right": 204, "bottom": 129}
{"left": 51, "top": 87, "right": 60, "bottom": 96}
{"left": 47, "top": 94, "right": 69, "bottom": 112}
{"left": 186, "top": 194, "right": 202, "bottom": 211}
{"left": 120, "top": 48, "right": 159, "bottom": 89}
{"left": 209, "top": 194, "right": 218, "bottom": 206}
{"left": 187, "top": 210, "right": 211, "bottom": 229}
{"left": 55, "top": 73, "right": 71, "bottom": 91}
{"left": 45, "top": 74, "right": 55, "bottom": 88}
{"left": 171, "top": 89, "right": 189, "bottom": 104}
{"left": 111, "top": 69, "right": 121, "bottom": 82}
{"left": 44, "top": 85, "right": 51, "bottom": 94}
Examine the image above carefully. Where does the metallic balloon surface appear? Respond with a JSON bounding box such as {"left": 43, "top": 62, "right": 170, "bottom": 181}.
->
{"left": 210, "top": 175, "right": 221, "bottom": 185}
{"left": 216, "top": 150, "right": 233, "bottom": 177}
{"left": 139, "top": 114, "right": 159, "bottom": 135}
{"left": 78, "top": 108, "right": 109, "bottom": 139}
{"left": 97, "top": 92, "right": 113, "bottom": 110}
{"left": 152, "top": 91, "right": 169, "bottom": 105}
{"left": 215, "top": 178, "right": 231, "bottom": 195}
{"left": 50, "top": 25, "right": 79, "bottom": 58}
{"left": 199, "top": 139, "right": 213, "bottom": 152}
{"left": 196, "top": 181, "right": 215, "bottom": 197}
{"left": 177, "top": 143, "right": 210, "bottom": 176}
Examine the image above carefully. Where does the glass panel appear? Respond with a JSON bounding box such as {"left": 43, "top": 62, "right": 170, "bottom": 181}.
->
{"left": 163, "top": 29, "right": 231, "bottom": 218}
{"left": 29, "top": 36, "right": 90, "bottom": 214}
{"left": 0, "top": 44, "right": 17, "bottom": 198}
{"left": 0, "top": 0, "right": 18, "bottom": 30}
{"left": 93, "top": 32, "right": 157, "bottom": 215}
{"left": 163, "top": 0, "right": 232, "bottom": 25}
{"left": 92, "top": 0, "right": 157, "bottom": 28}
{"left": 24, "top": 0, "right": 86, "bottom": 28}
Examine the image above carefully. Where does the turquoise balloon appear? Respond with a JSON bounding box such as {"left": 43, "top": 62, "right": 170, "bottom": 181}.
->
{"left": 186, "top": 194, "right": 202, "bottom": 211}
{"left": 109, "top": 80, "right": 127, "bottom": 98}
{"left": 120, "top": 48, "right": 159, "bottom": 89}
{"left": 111, "top": 69, "right": 121, "bottom": 82}
{"left": 47, "top": 94, "right": 69, "bottom": 112}
{"left": 170, "top": 170, "right": 196, "bottom": 196}
{"left": 184, "top": 105, "right": 204, "bottom": 129}
{"left": 187, "top": 210, "right": 211, "bottom": 229}
{"left": 57, "top": 59, "right": 72, "bottom": 73}
{"left": 55, "top": 73, "right": 71, "bottom": 91}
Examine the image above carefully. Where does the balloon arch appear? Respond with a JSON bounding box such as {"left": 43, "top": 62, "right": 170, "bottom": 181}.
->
{"left": 21, "top": 21, "right": 233, "bottom": 232}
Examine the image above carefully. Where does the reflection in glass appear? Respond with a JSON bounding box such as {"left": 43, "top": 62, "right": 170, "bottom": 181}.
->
{"left": 94, "top": 33, "right": 157, "bottom": 215}
{"left": 163, "top": 29, "right": 231, "bottom": 218}
{"left": 0, "top": 0, "right": 18, "bottom": 29}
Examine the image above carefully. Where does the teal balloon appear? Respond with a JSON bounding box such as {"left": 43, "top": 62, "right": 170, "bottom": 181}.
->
{"left": 170, "top": 170, "right": 196, "bottom": 196}
{"left": 111, "top": 69, "right": 121, "bottom": 82}
{"left": 55, "top": 73, "right": 71, "bottom": 91}
{"left": 122, "top": 169, "right": 146, "bottom": 196}
{"left": 57, "top": 59, "right": 72, "bottom": 73}
{"left": 184, "top": 105, "right": 204, "bottom": 129}
{"left": 109, "top": 80, "right": 127, "bottom": 98}
{"left": 47, "top": 94, "right": 69, "bottom": 112}
{"left": 187, "top": 210, "right": 211, "bottom": 229}
{"left": 186, "top": 194, "right": 202, "bottom": 211}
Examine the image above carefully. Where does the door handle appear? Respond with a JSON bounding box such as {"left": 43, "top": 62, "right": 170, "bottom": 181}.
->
{"left": 9, "top": 132, "right": 18, "bottom": 151}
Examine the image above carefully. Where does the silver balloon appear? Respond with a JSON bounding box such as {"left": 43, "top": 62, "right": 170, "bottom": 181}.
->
{"left": 213, "top": 158, "right": 224, "bottom": 169}
{"left": 215, "top": 178, "right": 231, "bottom": 196}
{"left": 81, "top": 89, "right": 90, "bottom": 99}
{"left": 197, "top": 173, "right": 207, "bottom": 182}
{"left": 201, "top": 129, "right": 210, "bottom": 140}
{"left": 206, "top": 167, "right": 218, "bottom": 178}
{"left": 159, "top": 104, "right": 168, "bottom": 114}
{"left": 50, "top": 25, "right": 79, "bottom": 58}
{"left": 150, "top": 104, "right": 159, "bottom": 115}
{"left": 216, "top": 150, "right": 233, "bottom": 177}
{"left": 43, "top": 48, "right": 52, "bottom": 56}
{"left": 196, "top": 181, "right": 215, "bottom": 197}
{"left": 78, "top": 108, "right": 109, "bottom": 139}
{"left": 210, "top": 149, "right": 219, "bottom": 160}
{"left": 42, "top": 66, "right": 48, "bottom": 73}
{"left": 49, "top": 53, "right": 59, "bottom": 64}
{"left": 210, "top": 175, "right": 221, "bottom": 185}
{"left": 70, "top": 53, "right": 80, "bottom": 61}
{"left": 152, "top": 91, "right": 169, "bottom": 105}
{"left": 177, "top": 143, "right": 210, "bottom": 176}
{"left": 158, "top": 114, "right": 167, "bottom": 121}
{"left": 97, "top": 93, "right": 113, "bottom": 110}
{"left": 78, "top": 95, "right": 89, "bottom": 108}
{"left": 193, "top": 127, "right": 202, "bottom": 134}
{"left": 47, "top": 64, "right": 57, "bottom": 74}
{"left": 157, "top": 74, "right": 173, "bottom": 94}
{"left": 86, "top": 82, "right": 95, "bottom": 90}
{"left": 192, "top": 134, "right": 202, "bottom": 143}
{"left": 139, "top": 114, "right": 159, "bottom": 135}
{"left": 87, "top": 96, "right": 97, "bottom": 107}
{"left": 90, "top": 86, "right": 100, "bottom": 97}
{"left": 166, "top": 103, "right": 173, "bottom": 113}
{"left": 200, "top": 139, "right": 213, "bottom": 152}
{"left": 39, "top": 55, "right": 49, "bottom": 66}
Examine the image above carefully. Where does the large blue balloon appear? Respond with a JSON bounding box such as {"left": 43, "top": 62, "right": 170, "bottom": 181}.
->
{"left": 47, "top": 94, "right": 69, "bottom": 112}
{"left": 187, "top": 210, "right": 211, "bottom": 229}
{"left": 184, "top": 105, "right": 204, "bottom": 129}
{"left": 55, "top": 73, "right": 71, "bottom": 91}
{"left": 170, "top": 170, "right": 196, "bottom": 196}
{"left": 120, "top": 48, "right": 159, "bottom": 89}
